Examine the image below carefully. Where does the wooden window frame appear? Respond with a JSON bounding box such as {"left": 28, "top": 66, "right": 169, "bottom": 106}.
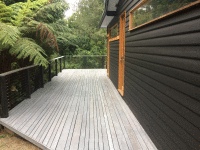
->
{"left": 109, "top": 23, "right": 120, "bottom": 41}
{"left": 129, "top": 0, "right": 200, "bottom": 31}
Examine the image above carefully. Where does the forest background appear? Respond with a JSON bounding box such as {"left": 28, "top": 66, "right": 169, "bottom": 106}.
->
{"left": 0, "top": 0, "right": 106, "bottom": 73}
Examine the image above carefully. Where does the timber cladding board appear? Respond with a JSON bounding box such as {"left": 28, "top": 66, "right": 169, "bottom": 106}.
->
{"left": 108, "top": 1, "right": 200, "bottom": 150}
{"left": 110, "top": 40, "right": 119, "bottom": 89}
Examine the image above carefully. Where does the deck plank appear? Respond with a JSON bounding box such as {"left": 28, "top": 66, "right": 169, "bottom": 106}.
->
{"left": 55, "top": 73, "right": 82, "bottom": 150}
{"left": 0, "top": 69, "right": 157, "bottom": 150}
{"left": 48, "top": 77, "right": 80, "bottom": 149}
{"left": 67, "top": 74, "right": 86, "bottom": 150}
{"left": 78, "top": 73, "right": 89, "bottom": 150}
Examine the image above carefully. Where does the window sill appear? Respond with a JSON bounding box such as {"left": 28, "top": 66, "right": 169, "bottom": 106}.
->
{"left": 109, "top": 36, "right": 119, "bottom": 42}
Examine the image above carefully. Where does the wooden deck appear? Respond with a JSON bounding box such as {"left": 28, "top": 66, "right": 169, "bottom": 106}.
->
{"left": 0, "top": 69, "right": 157, "bottom": 150}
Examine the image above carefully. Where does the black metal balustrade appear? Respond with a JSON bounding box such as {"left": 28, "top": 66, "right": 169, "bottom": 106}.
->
{"left": 0, "top": 56, "right": 65, "bottom": 118}
{"left": 46, "top": 56, "right": 65, "bottom": 81}
{"left": 0, "top": 55, "right": 106, "bottom": 118}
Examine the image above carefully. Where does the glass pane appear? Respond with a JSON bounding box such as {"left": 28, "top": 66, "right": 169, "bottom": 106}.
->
{"left": 110, "top": 24, "right": 119, "bottom": 38}
{"left": 131, "top": 0, "right": 197, "bottom": 28}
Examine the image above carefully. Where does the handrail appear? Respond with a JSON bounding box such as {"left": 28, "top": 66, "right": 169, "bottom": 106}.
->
{"left": 65, "top": 55, "right": 107, "bottom": 69}
{"left": 0, "top": 56, "right": 65, "bottom": 77}
{"left": 50, "top": 56, "right": 64, "bottom": 61}
{"left": 66, "top": 55, "right": 106, "bottom": 57}
{"left": 0, "top": 56, "right": 65, "bottom": 118}
{"left": 0, "top": 65, "right": 37, "bottom": 77}
{"left": 0, "top": 55, "right": 106, "bottom": 118}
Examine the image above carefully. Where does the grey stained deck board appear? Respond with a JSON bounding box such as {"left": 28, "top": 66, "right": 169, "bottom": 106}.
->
{"left": 0, "top": 69, "right": 157, "bottom": 150}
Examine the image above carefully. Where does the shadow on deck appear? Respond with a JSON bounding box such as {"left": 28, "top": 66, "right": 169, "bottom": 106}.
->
{"left": 0, "top": 69, "right": 157, "bottom": 150}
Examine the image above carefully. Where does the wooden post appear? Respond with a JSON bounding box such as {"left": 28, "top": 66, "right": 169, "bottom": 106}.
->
{"left": 55, "top": 59, "right": 58, "bottom": 76}
{"left": 60, "top": 58, "right": 62, "bottom": 72}
{"left": 24, "top": 69, "right": 31, "bottom": 98}
{"left": 39, "top": 66, "right": 44, "bottom": 88}
{"left": 48, "top": 63, "right": 51, "bottom": 81}
{"left": 0, "top": 76, "right": 8, "bottom": 118}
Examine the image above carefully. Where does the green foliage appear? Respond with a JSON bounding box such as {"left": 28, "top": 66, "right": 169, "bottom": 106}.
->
{"left": 65, "top": 56, "right": 106, "bottom": 69}
{"left": 34, "top": 0, "right": 68, "bottom": 23}
{"left": 0, "top": 22, "right": 20, "bottom": 49}
{"left": 0, "top": 0, "right": 106, "bottom": 72}
{"left": 2, "top": 0, "right": 26, "bottom": 6}
{"left": 36, "top": 22, "right": 59, "bottom": 51}
{"left": 10, "top": 0, "right": 48, "bottom": 26}
{"left": 0, "top": 2, "right": 13, "bottom": 23}
{"left": 10, "top": 38, "right": 49, "bottom": 67}
{"left": 0, "top": 0, "right": 70, "bottom": 72}
{"left": 66, "top": 0, "right": 106, "bottom": 56}
{"left": 11, "top": 2, "right": 32, "bottom": 26}
{"left": 76, "top": 0, "right": 104, "bottom": 28}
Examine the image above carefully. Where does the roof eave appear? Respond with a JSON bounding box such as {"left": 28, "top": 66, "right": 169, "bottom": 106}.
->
{"left": 99, "top": 0, "right": 119, "bottom": 28}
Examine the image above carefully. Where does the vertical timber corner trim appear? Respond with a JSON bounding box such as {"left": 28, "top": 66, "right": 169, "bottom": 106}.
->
{"left": 107, "top": 23, "right": 120, "bottom": 78}
{"left": 118, "top": 11, "right": 126, "bottom": 96}
{"left": 107, "top": 32, "right": 110, "bottom": 77}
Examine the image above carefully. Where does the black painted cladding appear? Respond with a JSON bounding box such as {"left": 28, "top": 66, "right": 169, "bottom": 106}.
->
{"left": 108, "top": 1, "right": 200, "bottom": 150}
{"left": 110, "top": 41, "right": 119, "bottom": 89}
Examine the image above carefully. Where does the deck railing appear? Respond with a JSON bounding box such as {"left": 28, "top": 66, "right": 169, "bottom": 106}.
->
{"left": 0, "top": 55, "right": 106, "bottom": 118}
{"left": 47, "top": 56, "right": 65, "bottom": 81}
{"left": 0, "top": 56, "right": 65, "bottom": 118}
{"left": 65, "top": 55, "right": 106, "bottom": 69}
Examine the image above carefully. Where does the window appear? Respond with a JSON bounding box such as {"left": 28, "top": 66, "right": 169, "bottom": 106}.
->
{"left": 129, "top": 0, "right": 199, "bottom": 30}
{"left": 110, "top": 24, "right": 119, "bottom": 39}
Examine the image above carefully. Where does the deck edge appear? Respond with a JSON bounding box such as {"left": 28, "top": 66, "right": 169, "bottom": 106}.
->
{"left": 0, "top": 121, "right": 51, "bottom": 150}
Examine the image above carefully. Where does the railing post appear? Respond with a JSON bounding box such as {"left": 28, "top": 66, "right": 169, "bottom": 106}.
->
{"left": 48, "top": 62, "right": 51, "bottom": 81}
{"left": 39, "top": 66, "right": 44, "bottom": 88}
{"left": 0, "top": 76, "right": 8, "bottom": 118}
{"left": 60, "top": 58, "right": 62, "bottom": 72}
{"left": 55, "top": 59, "right": 58, "bottom": 76}
{"left": 25, "top": 69, "right": 31, "bottom": 98}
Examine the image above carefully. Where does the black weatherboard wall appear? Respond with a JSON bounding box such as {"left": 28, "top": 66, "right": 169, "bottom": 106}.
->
{"left": 107, "top": 1, "right": 200, "bottom": 150}
{"left": 109, "top": 40, "right": 119, "bottom": 88}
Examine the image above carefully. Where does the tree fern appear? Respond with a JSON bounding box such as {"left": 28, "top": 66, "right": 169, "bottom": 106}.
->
{"left": 0, "top": 22, "right": 20, "bottom": 50}
{"left": 28, "top": 0, "right": 48, "bottom": 11}
{"left": 9, "top": 38, "right": 49, "bottom": 67}
{"left": 0, "top": 2, "right": 13, "bottom": 23}
{"left": 10, "top": 2, "right": 32, "bottom": 26}
{"left": 10, "top": 0, "right": 48, "bottom": 26}
{"left": 36, "top": 22, "right": 59, "bottom": 51}
{"left": 34, "top": 1, "right": 68, "bottom": 23}
{"left": 49, "top": 20, "right": 72, "bottom": 35}
{"left": 0, "top": 0, "right": 70, "bottom": 71}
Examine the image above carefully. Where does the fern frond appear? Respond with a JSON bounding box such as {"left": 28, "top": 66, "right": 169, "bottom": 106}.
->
{"left": 29, "top": 0, "right": 48, "bottom": 11}
{"left": 36, "top": 23, "right": 59, "bottom": 51}
{"left": 9, "top": 38, "right": 49, "bottom": 67}
{"left": 49, "top": 20, "right": 72, "bottom": 34}
{"left": 0, "top": 22, "right": 20, "bottom": 50}
{"left": 10, "top": 2, "right": 32, "bottom": 26}
{"left": 57, "top": 36, "right": 77, "bottom": 47}
{"left": 0, "top": 2, "right": 13, "bottom": 23}
{"left": 10, "top": 0, "right": 48, "bottom": 26}
{"left": 34, "top": 1, "right": 68, "bottom": 23}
